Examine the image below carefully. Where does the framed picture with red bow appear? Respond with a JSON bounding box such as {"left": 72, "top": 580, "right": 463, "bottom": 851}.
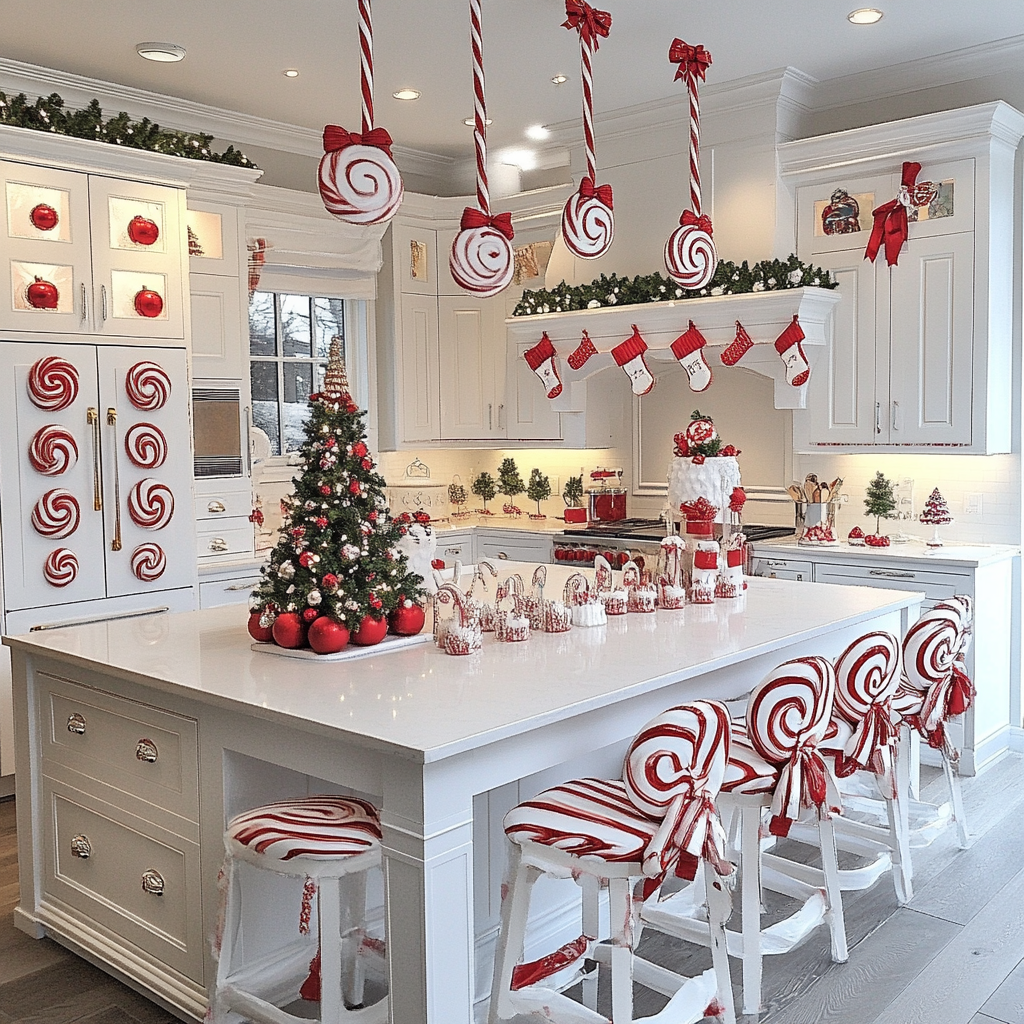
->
{"left": 906, "top": 179, "right": 954, "bottom": 222}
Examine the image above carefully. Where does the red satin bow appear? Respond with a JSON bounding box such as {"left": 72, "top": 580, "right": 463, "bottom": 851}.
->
{"left": 322, "top": 125, "right": 395, "bottom": 159}
{"left": 459, "top": 207, "right": 515, "bottom": 240}
{"left": 669, "top": 39, "right": 712, "bottom": 82}
{"left": 578, "top": 176, "right": 613, "bottom": 208}
{"left": 562, "top": 0, "right": 612, "bottom": 48}
{"left": 865, "top": 161, "right": 923, "bottom": 266}
{"left": 681, "top": 209, "right": 713, "bottom": 234}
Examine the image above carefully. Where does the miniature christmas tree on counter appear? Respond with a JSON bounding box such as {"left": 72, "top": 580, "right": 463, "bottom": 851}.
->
{"left": 863, "top": 471, "right": 898, "bottom": 547}
{"left": 920, "top": 487, "right": 953, "bottom": 548}
{"left": 527, "top": 468, "right": 551, "bottom": 519}
{"left": 248, "top": 338, "right": 426, "bottom": 654}
{"left": 472, "top": 470, "right": 497, "bottom": 515}
{"left": 498, "top": 457, "right": 525, "bottom": 517}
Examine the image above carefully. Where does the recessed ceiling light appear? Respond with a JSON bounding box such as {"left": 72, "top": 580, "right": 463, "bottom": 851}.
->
{"left": 136, "top": 42, "right": 187, "bottom": 63}
{"left": 551, "top": 74, "right": 568, "bottom": 85}
{"left": 392, "top": 88, "right": 420, "bottom": 101}
{"left": 526, "top": 124, "right": 551, "bottom": 141}
{"left": 282, "top": 69, "right": 299, "bottom": 78}
{"left": 500, "top": 148, "right": 537, "bottom": 171}
{"left": 463, "top": 117, "right": 493, "bottom": 127}
{"left": 847, "top": 8, "right": 884, "bottom": 24}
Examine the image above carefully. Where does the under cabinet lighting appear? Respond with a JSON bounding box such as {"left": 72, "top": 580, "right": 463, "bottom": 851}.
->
{"left": 136, "top": 42, "right": 187, "bottom": 63}
{"left": 847, "top": 8, "right": 884, "bottom": 24}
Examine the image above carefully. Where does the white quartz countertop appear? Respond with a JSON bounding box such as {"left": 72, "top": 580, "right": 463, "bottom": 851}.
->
{"left": 4, "top": 567, "right": 920, "bottom": 764}
{"left": 752, "top": 536, "right": 1019, "bottom": 567}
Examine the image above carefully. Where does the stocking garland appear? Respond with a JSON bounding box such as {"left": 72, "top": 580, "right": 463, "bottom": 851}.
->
{"left": 318, "top": 0, "right": 404, "bottom": 226}
{"left": 612, "top": 325, "right": 655, "bottom": 396}
{"left": 567, "top": 329, "right": 597, "bottom": 369}
{"left": 721, "top": 321, "right": 752, "bottom": 366}
{"left": 524, "top": 333, "right": 563, "bottom": 399}
{"left": 560, "top": 0, "right": 614, "bottom": 260}
{"left": 670, "top": 320, "right": 712, "bottom": 393}
{"left": 449, "top": 0, "right": 515, "bottom": 297}
{"left": 775, "top": 315, "right": 809, "bottom": 387}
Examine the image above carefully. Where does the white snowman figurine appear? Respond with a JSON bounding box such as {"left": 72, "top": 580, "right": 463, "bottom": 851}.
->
{"left": 395, "top": 512, "right": 439, "bottom": 593}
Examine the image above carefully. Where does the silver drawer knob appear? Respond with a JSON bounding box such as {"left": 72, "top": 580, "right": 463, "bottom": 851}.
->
{"left": 208, "top": 537, "right": 228, "bottom": 552}
{"left": 67, "top": 713, "right": 86, "bottom": 735}
{"left": 207, "top": 500, "right": 226, "bottom": 513}
{"left": 141, "top": 869, "right": 164, "bottom": 896}
{"left": 70, "top": 834, "right": 92, "bottom": 859}
{"left": 136, "top": 738, "right": 159, "bottom": 763}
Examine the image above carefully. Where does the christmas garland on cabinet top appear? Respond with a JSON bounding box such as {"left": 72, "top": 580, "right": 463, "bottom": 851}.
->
{"left": 0, "top": 91, "right": 257, "bottom": 168}
{"left": 511, "top": 254, "right": 837, "bottom": 317}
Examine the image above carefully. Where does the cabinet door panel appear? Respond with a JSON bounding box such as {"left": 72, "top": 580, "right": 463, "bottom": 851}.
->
{"left": 438, "top": 296, "right": 505, "bottom": 440}
{"left": 507, "top": 341, "right": 562, "bottom": 440}
{"left": 797, "top": 174, "right": 893, "bottom": 258}
{"left": 399, "top": 293, "right": 440, "bottom": 442}
{"left": 888, "top": 231, "right": 974, "bottom": 446}
{"left": 189, "top": 273, "right": 244, "bottom": 378}
{"left": 392, "top": 223, "right": 437, "bottom": 295}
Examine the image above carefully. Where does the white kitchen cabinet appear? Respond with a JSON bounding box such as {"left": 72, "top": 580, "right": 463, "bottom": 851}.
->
{"left": 397, "top": 291, "right": 442, "bottom": 443}
{"left": 435, "top": 528, "right": 475, "bottom": 567}
{"left": 476, "top": 528, "right": 553, "bottom": 564}
{"left": 0, "top": 162, "right": 186, "bottom": 341}
{"left": 189, "top": 273, "right": 245, "bottom": 379}
{"left": 506, "top": 336, "right": 563, "bottom": 441}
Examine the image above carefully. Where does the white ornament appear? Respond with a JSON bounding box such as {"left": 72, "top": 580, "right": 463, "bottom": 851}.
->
{"left": 308, "top": 590, "right": 322, "bottom": 605}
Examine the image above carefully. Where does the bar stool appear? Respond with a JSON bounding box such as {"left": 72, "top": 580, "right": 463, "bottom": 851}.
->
{"left": 490, "top": 700, "right": 736, "bottom": 1024}
{"left": 212, "top": 795, "right": 387, "bottom": 1024}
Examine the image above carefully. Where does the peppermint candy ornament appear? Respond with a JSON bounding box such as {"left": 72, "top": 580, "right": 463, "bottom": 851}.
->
{"left": 131, "top": 542, "right": 167, "bottom": 582}
{"left": 128, "top": 478, "right": 175, "bottom": 530}
{"left": 29, "top": 425, "right": 78, "bottom": 476}
{"left": 684, "top": 415, "right": 716, "bottom": 447}
{"left": 125, "top": 361, "right": 171, "bottom": 411}
{"left": 31, "top": 489, "right": 80, "bottom": 539}
{"left": 44, "top": 547, "right": 78, "bottom": 588}
{"left": 124, "top": 423, "right": 167, "bottom": 469}
{"left": 27, "top": 356, "right": 79, "bottom": 411}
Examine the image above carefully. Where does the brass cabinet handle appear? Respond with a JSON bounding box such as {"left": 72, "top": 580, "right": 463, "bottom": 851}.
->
{"left": 67, "top": 712, "right": 87, "bottom": 735}
{"left": 135, "top": 738, "right": 158, "bottom": 763}
{"left": 141, "top": 869, "right": 164, "bottom": 896}
{"left": 207, "top": 500, "right": 226, "bottom": 513}
{"left": 107, "top": 408, "right": 121, "bottom": 551}
{"left": 208, "top": 537, "right": 228, "bottom": 552}
{"left": 70, "top": 834, "right": 92, "bottom": 859}
{"left": 87, "top": 408, "right": 102, "bottom": 511}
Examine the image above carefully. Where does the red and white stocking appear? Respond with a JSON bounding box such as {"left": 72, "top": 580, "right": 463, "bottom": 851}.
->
{"left": 524, "top": 332, "right": 562, "bottom": 399}
{"left": 612, "top": 325, "right": 655, "bottom": 396}
{"left": 670, "top": 320, "right": 712, "bottom": 392}
{"left": 567, "top": 329, "right": 597, "bottom": 370}
{"left": 775, "top": 315, "right": 809, "bottom": 387}
{"left": 721, "top": 320, "right": 753, "bottom": 366}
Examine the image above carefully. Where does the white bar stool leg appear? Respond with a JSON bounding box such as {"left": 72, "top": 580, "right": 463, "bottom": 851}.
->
{"left": 488, "top": 846, "right": 540, "bottom": 1024}
{"left": 740, "top": 805, "right": 763, "bottom": 1016}
{"left": 212, "top": 858, "right": 241, "bottom": 1023}
{"left": 704, "top": 860, "right": 737, "bottom": 1024}
{"left": 580, "top": 872, "right": 600, "bottom": 1012}
{"left": 816, "top": 815, "right": 849, "bottom": 964}
{"left": 319, "top": 877, "right": 344, "bottom": 1024}
{"left": 607, "top": 876, "right": 634, "bottom": 1024}
{"left": 340, "top": 868, "right": 368, "bottom": 1009}
{"left": 884, "top": 779, "right": 913, "bottom": 903}
{"left": 943, "top": 753, "right": 970, "bottom": 848}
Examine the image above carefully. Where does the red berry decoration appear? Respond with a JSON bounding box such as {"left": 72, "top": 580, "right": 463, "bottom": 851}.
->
{"left": 127, "top": 215, "right": 160, "bottom": 246}
{"left": 271, "top": 611, "right": 307, "bottom": 648}
{"left": 30, "top": 203, "right": 59, "bottom": 231}
{"left": 351, "top": 614, "right": 388, "bottom": 646}
{"left": 26, "top": 276, "right": 59, "bottom": 310}
{"left": 247, "top": 612, "right": 274, "bottom": 643}
{"left": 308, "top": 616, "right": 350, "bottom": 654}
{"left": 302, "top": 607, "right": 320, "bottom": 623}
{"left": 389, "top": 600, "right": 425, "bottom": 637}
{"left": 134, "top": 287, "right": 164, "bottom": 318}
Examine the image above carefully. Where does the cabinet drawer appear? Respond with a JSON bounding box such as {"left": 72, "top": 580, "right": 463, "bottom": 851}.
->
{"left": 199, "top": 576, "right": 262, "bottom": 609}
{"left": 436, "top": 531, "right": 474, "bottom": 564}
{"left": 194, "top": 486, "right": 252, "bottom": 521}
{"left": 751, "top": 556, "right": 813, "bottom": 581}
{"left": 41, "top": 672, "right": 199, "bottom": 821}
{"left": 44, "top": 777, "right": 203, "bottom": 983}
{"left": 477, "top": 534, "right": 552, "bottom": 563}
{"left": 197, "top": 521, "right": 254, "bottom": 559}
{"left": 812, "top": 562, "right": 969, "bottom": 601}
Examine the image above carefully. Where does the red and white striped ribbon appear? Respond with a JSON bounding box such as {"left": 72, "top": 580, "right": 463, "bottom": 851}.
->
{"left": 580, "top": 31, "right": 596, "bottom": 183}
{"left": 470, "top": 0, "right": 489, "bottom": 215}
{"left": 688, "top": 72, "right": 701, "bottom": 216}
{"left": 358, "top": 0, "right": 374, "bottom": 134}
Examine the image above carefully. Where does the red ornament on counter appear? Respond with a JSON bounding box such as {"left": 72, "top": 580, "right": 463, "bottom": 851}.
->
{"left": 26, "top": 276, "right": 59, "bottom": 310}
{"left": 134, "top": 287, "right": 164, "bottom": 318}
{"left": 127, "top": 215, "right": 160, "bottom": 246}
{"left": 308, "top": 616, "right": 350, "bottom": 654}
{"left": 389, "top": 597, "right": 426, "bottom": 636}
{"left": 847, "top": 526, "right": 866, "bottom": 547}
{"left": 247, "top": 612, "right": 275, "bottom": 643}
{"left": 272, "top": 612, "right": 307, "bottom": 648}
{"left": 351, "top": 614, "right": 387, "bottom": 646}
{"left": 30, "top": 203, "right": 59, "bottom": 231}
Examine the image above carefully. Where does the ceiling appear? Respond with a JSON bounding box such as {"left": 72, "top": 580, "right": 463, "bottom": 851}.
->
{"left": 2, "top": 1, "right": 1022, "bottom": 160}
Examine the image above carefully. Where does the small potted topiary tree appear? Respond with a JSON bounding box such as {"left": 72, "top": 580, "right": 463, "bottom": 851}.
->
{"left": 472, "top": 470, "right": 497, "bottom": 515}
{"left": 863, "top": 471, "right": 897, "bottom": 547}
{"left": 562, "top": 473, "right": 586, "bottom": 523}
{"left": 526, "top": 468, "right": 551, "bottom": 519}
{"left": 497, "top": 457, "right": 526, "bottom": 517}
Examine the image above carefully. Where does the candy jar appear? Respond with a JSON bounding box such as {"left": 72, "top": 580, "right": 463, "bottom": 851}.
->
{"left": 564, "top": 572, "right": 606, "bottom": 627}
{"left": 691, "top": 539, "right": 719, "bottom": 605}
{"left": 716, "top": 532, "right": 747, "bottom": 599}
{"left": 657, "top": 535, "right": 687, "bottom": 610}
{"left": 623, "top": 559, "right": 658, "bottom": 613}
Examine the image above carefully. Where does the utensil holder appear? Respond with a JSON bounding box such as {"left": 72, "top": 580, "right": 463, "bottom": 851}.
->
{"left": 795, "top": 497, "right": 844, "bottom": 545}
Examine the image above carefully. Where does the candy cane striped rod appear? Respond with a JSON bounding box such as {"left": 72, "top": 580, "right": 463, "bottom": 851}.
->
{"left": 581, "top": 31, "right": 596, "bottom": 183}
{"left": 359, "top": 0, "right": 373, "bottom": 134}
{"left": 688, "top": 70, "right": 701, "bottom": 216}
{"left": 470, "top": 0, "right": 490, "bottom": 214}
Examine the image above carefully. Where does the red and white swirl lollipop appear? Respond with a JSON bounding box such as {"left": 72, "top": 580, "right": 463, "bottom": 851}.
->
{"left": 664, "top": 40, "right": 718, "bottom": 289}
{"left": 125, "top": 361, "right": 171, "bottom": 411}
{"left": 902, "top": 607, "right": 957, "bottom": 690}
{"left": 31, "top": 489, "right": 80, "bottom": 539}
{"left": 43, "top": 547, "right": 78, "bottom": 588}
{"left": 29, "top": 425, "right": 78, "bottom": 476}
{"left": 449, "top": 0, "right": 515, "bottom": 298}
{"left": 128, "top": 478, "right": 174, "bottom": 530}
{"left": 560, "top": 1, "right": 614, "bottom": 259}
{"left": 27, "top": 356, "right": 79, "bottom": 411}
{"left": 318, "top": 0, "right": 403, "bottom": 226}
{"left": 131, "top": 542, "right": 167, "bottom": 582}
{"left": 124, "top": 423, "right": 167, "bottom": 469}
{"left": 747, "top": 656, "right": 834, "bottom": 765}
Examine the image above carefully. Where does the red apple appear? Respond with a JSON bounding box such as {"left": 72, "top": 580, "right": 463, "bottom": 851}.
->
{"left": 308, "top": 616, "right": 350, "bottom": 654}
{"left": 134, "top": 287, "right": 164, "bottom": 318}
{"left": 26, "top": 276, "right": 58, "bottom": 310}
{"left": 30, "top": 203, "right": 59, "bottom": 231}
{"left": 271, "top": 611, "right": 307, "bottom": 648}
{"left": 128, "top": 215, "right": 160, "bottom": 246}
{"left": 247, "top": 612, "right": 274, "bottom": 643}
{"left": 389, "top": 599, "right": 425, "bottom": 636}
{"left": 351, "top": 614, "right": 388, "bottom": 646}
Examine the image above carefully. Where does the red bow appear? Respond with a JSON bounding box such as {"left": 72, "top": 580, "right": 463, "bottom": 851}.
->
{"left": 578, "top": 176, "right": 613, "bottom": 208}
{"left": 322, "top": 125, "right": 395, "bottom": 159}
{"left": 669, "top": 39, "right": 712, "bottom": 82}
{"left": 562, "top": 0, "right": 612, "bottom": 48}
{"left": 459, "top": 207, "right": 515, "bottom": 240}
{"left": 680, "top": 209, "right": 713, "bottom": 235}
{"left": 865, "top": 161, "right": 923, "bottom": 266}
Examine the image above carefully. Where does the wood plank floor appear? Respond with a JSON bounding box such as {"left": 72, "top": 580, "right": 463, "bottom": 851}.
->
{"left": 3, "top": 757, "right": 1024, "bottom": 1023}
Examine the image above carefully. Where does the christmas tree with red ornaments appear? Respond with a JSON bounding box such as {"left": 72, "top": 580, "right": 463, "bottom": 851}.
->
{"left": 248, "top": 339, "right": 427, "bottom": 654}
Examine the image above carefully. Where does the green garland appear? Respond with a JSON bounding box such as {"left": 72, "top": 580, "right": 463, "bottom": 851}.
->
{"left": 512, "top": 254, "right": 837, "bottom": 317}
{"left": 0, "top": 91, "right": 258, "bottom": 169}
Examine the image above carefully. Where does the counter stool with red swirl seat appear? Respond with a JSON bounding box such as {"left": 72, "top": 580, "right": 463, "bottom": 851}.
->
{"left": 490, "top": 700, "right": 736, "bottom": 1024}
{"left": 211, "top": 795, "right": 387, "bottom": 1024}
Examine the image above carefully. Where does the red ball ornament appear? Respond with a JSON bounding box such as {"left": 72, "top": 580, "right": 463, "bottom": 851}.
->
{"left": 26, "top": 276, "right": 59, "bottom": 310}
{"left": 30, "top": 203, "right": 59, "bottom": 231}
{"left": 127, "top": 215, "right": 160, "bottom": 246}
{"left": 271, "top": 612, "right": 307, "bottom": 648}
{"left": 247, "top": 612, "right": 274, "bottom": 643}
{"left": 134, "top": 287, "right": 164, "bottom": 318}
{"left": 352, "top": 441, "right": 368, "bottom": 457}
{"left": 389, "top": 601, "right": 425, "bottom": 637}
{"left": 302, "top": 607, "right": 320, "bottom": 622}
{"left": 351, "top": 614, "right": 388, "bottom": 646}
{"left": 308, "top": 616, "right": 350, "bottom": 654}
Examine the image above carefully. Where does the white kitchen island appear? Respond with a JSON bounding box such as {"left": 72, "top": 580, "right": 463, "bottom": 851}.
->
{"left": 6, "top": 570, "right": 921, "bottom": 1024}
